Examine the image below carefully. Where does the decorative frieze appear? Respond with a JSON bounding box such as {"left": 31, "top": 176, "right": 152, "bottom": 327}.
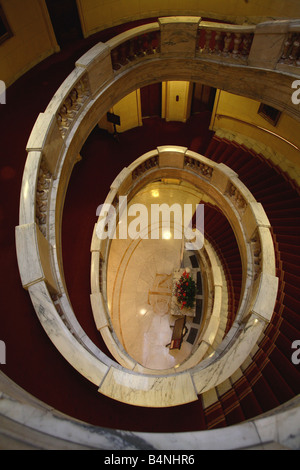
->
{"left": 132, "top": 155, "right": 159, "bottom": 180}
{"left": 57, "top": 75, "right": 90, "bottom": 138}
{"left": 184, "top": 156, "right": 214, "bottom": 179}
{"left": 250, "top": 231, "right": 262, "bottom": 281}
{"left": 36, "top": 158, "right": 52, "bottom": 237}
{"left": 226, "top": 182, "right": 247, "bottom": 215}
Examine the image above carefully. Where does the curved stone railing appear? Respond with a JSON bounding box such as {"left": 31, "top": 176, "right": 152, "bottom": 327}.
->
{"left": 90, "top": 156, "right": 224, "bottom": 374}
{"left": 90, "top": 146, "right": 277, "bottom": 377}
{"left": 16, "top": 15, "right": 298, "bottom": 407}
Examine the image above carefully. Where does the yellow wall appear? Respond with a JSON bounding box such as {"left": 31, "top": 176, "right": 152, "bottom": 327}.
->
{"left": 0, "top": 0, "right": 59, "bottom": 87}
{"left": 98, "top": 89, "right": 142, "bottom": 133}
{"left": 2, "top": 0, "right": 300, "bottom": 86}
{"left": 211, "top": 89, "right": 300, "bottom": 173}
{"left": 162, "top": 81, "right": 192, "bottom": 122}
{"left": 76, "top": 0, "right": 300, "bottom": 38}
{"left": 112, "top": 89, "right": 142, "bottom": 132}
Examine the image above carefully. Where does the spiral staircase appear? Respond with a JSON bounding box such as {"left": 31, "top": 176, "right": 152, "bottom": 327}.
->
{"left": 1, "top": 15, "right": 300, "bottom": 449}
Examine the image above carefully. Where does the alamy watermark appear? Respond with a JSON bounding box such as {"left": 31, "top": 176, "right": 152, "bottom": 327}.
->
{"left": 0, "top": 80, "right": 6, "bottom": 105}
{"left": 0, "top": 340, "right": 6, "bottom": 364}
{"left": 291, "top": 80, "right": 300, "bottom": 104}
{"left": 291, "top": 340, "right": 300, "bottom": 365}
{"left": 96, "top": 197, "right": 204, "bottom": 250}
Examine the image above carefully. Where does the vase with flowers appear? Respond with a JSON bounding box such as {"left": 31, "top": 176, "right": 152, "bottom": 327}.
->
{"left": 174, "top": 270, "right": 196, "bottom": 310}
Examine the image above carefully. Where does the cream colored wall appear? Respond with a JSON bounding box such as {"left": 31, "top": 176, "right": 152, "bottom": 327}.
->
{"left": 98, "top": 89, "right": 142, "bottom": 133}
{"left": 99, "top": 81, "right": 192, "bottom": 134}
{"left": 76, "top": 0, "right": 300, "bottom": 38}
{"left": 210, "top": 89, "right": 300, "bottom": 176}
{"left": 0, "top": 0, "right": 59, "bottom": 87}
{"left": 112, "top": 89, "right": 142, "bottom": 132}
{"left": 162, "top": 81, "right": 192, "bottom": 122}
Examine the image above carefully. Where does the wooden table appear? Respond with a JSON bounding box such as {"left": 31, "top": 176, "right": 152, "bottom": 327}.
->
{"left": 169, "top": 316, "right": 187, "bottom": 350}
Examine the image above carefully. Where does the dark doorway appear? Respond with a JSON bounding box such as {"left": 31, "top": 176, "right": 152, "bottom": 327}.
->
{"left": 191, "top": 83, "right": 216, "bottom": 114}
{"left": 45, "top": 0, "right": 83, "bottom": 48}
{"left": 140, "top": 83, "right": 162, "bottom": 118}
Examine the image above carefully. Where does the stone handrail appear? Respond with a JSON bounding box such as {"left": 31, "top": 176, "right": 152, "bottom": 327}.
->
{"left": 15, "top": 16, "right": 292, "bottom": 407}
{"left": 90, "top": 146, "right": 277, "bottom": 377}
{"left": 91, "top": 151, "right": 223, "bottom": 374}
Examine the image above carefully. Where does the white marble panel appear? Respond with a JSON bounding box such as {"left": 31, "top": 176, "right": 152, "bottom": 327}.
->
{"left": 76, "top": 43, "right": 113, "bottom": 97}
{"left": 99, "top": 326, "right": 137, "bottom": 370}
{"left": 90, "top": 224, "right": 101, "bottom": 252}
{"left": 251, "top": 272, "right": 279, "bottom": 322}
{"left": 110, "top": 167, "right": 131, "bottom": 192}
{"left": 19, "top": 151, "right": 42, "bottom": 225}
{"left": 28, "top": 282, "right": 109, "bottom": 386}
{"left": 15, "top": 223, "right": 44, "bottom": 289}
{"left": 159, "top": 16, "right": 201, "bottom": 58}
{"left": 99, "top": 367, "right": 198, "bottom": 407}
{"left": 90, "top": 293, "right": 109, "bottom": 330}
{"left": 258, "top": 226, "right": 277, "bottom": 276}
{"left": 192, "top": 314, "right": 265, "bottom": 394}
{"left": 44, "top": 67, "right": 86, "bottom": 115}
{"left": 158, "top": 145, "right": 187, "bottom": 168}
{"left": 211, "top": 163, "right": 238, "bottom": 194}
{"left": 248, "top": 21, "right": 289, "bottom": 69}
{"left": 26, "top": 112, "right": 65, "bottom": 178}
{"left": 242, "top": 201, "right": 271, "bottom": 240}
{"left": 90, "top": 251, "right": 100, "bottom": 294}
{"left": 106, "top": 23, "right": 159, "bottom": 50}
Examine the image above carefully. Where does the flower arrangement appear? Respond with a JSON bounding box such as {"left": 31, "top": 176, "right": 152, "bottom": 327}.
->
{"left": 175, "top": 270, "right": 196, "bottom": 310}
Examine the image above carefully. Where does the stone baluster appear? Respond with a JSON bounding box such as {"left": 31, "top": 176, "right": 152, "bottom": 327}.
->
{"left": 119, "top": 42, "right": 129, "bottom": 65}
{"left": 289, "top": 34, "right": 300, "bottom": 64}
{"left": 241, "top": 33, "right": 253, "bottom": 57}
{"left": 146, "top": 33, "right": 154, "bottom": 54}
{"left": 111, "top": 48, "right": 121, "bottom": 70}
{"left": 65, "top": 96, "right": 76, "bottom": 119}
{"left": 203, "top": 29, "right": 212, "bottom": 53}
{"left": 76, "top": 77, "right": 89, "bottom": 104}
{"left": 280, "top": 33, "right": 293, "bottom": 62}
{"left": 232, "top": 33, "right": 242, "bottom": 58}
{"left": 196, "top": 29, "right": 201, "bottom": 52}
{"left": 128, "top": 38, "right": 136, "bottom": 61}
{"left": 58, "top": 104, "right": 70, "bottom": 132}
{"left": 223, "top": 32, "right": 232, "bottom": 56}
{"left": 136, "top": 36, "right": 145, "bottom": 57}
{"left": 154, "top": 31, "right": 160, "bottom": 53}
{"left": 70, "top": 88, "right": 80, "bottom": 112}
{"left": 214, "top": 31, "right": 223, "bottom": 54}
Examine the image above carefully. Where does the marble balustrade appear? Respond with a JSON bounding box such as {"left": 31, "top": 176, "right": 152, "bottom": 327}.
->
{"left": 89, "top": 146, "right": 277, "bottom": 380}
{"left": 16, "top": 15, "right": 300, "bottom": 407}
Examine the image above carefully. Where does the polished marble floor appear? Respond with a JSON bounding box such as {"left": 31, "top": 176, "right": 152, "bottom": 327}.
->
{"left": 107, "top": 181, "right": 207, "bottom": 370}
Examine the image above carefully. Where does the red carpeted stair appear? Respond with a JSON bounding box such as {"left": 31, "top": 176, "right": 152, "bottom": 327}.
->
{"left": 198, "top": 135, "right": 300, "bottom": 428}
{"left": 199, "top": 203, "right": 243, "bottom": 334}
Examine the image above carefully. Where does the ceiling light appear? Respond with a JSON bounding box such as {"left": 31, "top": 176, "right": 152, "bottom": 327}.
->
{"left": 162, "top": 230, "right": 172, "bottom": 240}
{"left": 151, "top": 189, "right": 159, "bottom": 198}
